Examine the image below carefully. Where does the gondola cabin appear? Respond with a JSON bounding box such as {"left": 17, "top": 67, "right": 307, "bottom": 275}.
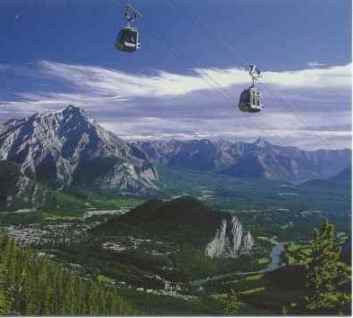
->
{"left": 116, "top": 27, "right": 140, "bottom": 52}
{"left": 238, "top": 86, "right": 262, "bottom": 112}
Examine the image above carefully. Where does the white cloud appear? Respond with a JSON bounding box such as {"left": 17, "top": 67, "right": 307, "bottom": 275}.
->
{"left": 264, "top": 64, "right": 351, "bottom": 89}
{"left": 0, "top": 61, "right": 351, "bottom": 150}
{"left": 38, "top": 61, "right": 227, "bottom": 98}
{"left": 99, "top": 110, "right": 351, "bottom": 150}
{"left": 1, "top": 61, "right": 350, "bottom": 116}
{"left": 38, "top": 61, "right": 352, "bottom": 100}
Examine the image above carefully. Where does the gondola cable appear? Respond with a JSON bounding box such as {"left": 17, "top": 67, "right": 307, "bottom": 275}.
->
{"left": 164, "top": 0, "right": 264, "bottom": 114}
{"left": 164, "top": 0, "right": 332, "bottom": 146}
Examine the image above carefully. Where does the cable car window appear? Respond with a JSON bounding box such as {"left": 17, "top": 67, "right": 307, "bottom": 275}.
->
{"left": 129, "top": 33, "right": 136, "bottom": 43}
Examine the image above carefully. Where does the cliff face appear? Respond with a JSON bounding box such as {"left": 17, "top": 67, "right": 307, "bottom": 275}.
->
{"left": 0, "top": 160, "right": 48, "bottom": 209}
{"left": 205, "top": 216, "right": 254, "bottom": 258}
{"left": 242, "top": 231, "right": 255, "bottom": 253}
{"left": 0, "top": 105, "right": 158, "bottom": 194}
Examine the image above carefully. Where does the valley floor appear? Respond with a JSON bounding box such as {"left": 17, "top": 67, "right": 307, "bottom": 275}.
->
{"left": 0, "top": 194, "right": 349, "bottom": 315}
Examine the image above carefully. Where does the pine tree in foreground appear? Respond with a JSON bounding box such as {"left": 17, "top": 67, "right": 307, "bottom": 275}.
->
{"left": 304, "top": 221, "right": 351, "bottom": 315}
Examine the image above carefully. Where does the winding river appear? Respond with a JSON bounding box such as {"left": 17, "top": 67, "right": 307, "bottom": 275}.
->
{"left": 264, "top": 242, "right": 286, "bottom": 272}
{"left": 191, "top": 242, "right": 286, "bottom": 286}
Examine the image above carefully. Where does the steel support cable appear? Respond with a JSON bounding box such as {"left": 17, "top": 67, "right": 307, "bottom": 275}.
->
{"left": 144, "top": 25, "right": 235, "bottom": 104}
{"left": 164, "top": 0, "right": 333, "bottom": 147}
{"left": 164, "top": 0, "right": 237, "bottom": 102}
{"left": 115, "top": 1, "right": 234, "bottom": 105}
{"left": 260, "top": 81, "right": 334, "bottom": 147}
{"left": 164, "top": 0, "right": 260, "bottom": 132}
{"left": 140, "top": 28, "right": 255, "bottom": 144}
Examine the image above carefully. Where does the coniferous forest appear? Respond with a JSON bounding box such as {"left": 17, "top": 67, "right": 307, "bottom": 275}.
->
{"left": 0, "top": 233, "right": 137, "bottom": 315}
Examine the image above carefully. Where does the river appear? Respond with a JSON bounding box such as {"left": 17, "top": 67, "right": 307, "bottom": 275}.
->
{"left": 265, "top": 242, "right": 285, "bottom": 272}
{"left": 191, "top": 242, "right": 286, "bottom": 286}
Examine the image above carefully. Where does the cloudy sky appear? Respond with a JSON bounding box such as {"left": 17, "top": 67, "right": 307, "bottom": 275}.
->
{"left": 0, "top": 0, "right": 351, "bottom": 149}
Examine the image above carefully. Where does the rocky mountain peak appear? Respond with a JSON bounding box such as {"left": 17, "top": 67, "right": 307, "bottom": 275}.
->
{"left": 63, "top": 104, "right": 83, "bottom": 114}
{"left": 0, "top": 106, "right": 158, "bottom": 193}
{"left": 254, "top": 137, "right": 270, "bottom": 148}
{"left": 60, "top": 104, "right": 93, "bottom": 122}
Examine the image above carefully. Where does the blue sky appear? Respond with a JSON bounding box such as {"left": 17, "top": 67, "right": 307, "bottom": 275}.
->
{"left": 0, "top": 0, "right": 351, "bottom": 149}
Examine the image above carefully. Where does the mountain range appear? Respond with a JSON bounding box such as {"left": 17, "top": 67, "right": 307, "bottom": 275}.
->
{"left": 301, "top": 167, "right": 352, "bottom": 188}
{"left": 0, "top": 105, "right": 350, "bottom": 204}
{"left": 135, "top": 138, "right": 350, "bottom": 183}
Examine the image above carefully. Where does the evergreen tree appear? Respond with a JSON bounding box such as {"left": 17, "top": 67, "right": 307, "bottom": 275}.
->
{"left": 0, "top": 287, "right": 11, "bottom": 315}
{"left": 62, "top": 273, "right": 75, "bottom": 314}
{"left": 0, "top": 264, "right": 11, "bottom": 315}
{"left": 304, "top": 221, "right": 351, "bottom": 314}
{"left": 220, "top": 289, "right": 241, "bottom": 315}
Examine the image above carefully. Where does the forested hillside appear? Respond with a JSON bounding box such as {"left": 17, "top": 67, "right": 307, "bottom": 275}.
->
{"left": 0, "top": 233, "right": 137, "bottom": 315}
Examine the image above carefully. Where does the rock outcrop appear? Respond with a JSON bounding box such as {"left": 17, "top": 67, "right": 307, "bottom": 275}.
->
{"left": 0, "top": 160, "right": 48, "bottom": 209}
{"left": 205, "top": 216, "right": 254, "bottom": 258}
{"left": 92, "top": 196, "right": 253, "bottom": 258}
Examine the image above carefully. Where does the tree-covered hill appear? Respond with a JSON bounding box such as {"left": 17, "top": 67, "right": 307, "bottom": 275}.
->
{"left": 0, "top": 233, "right": 137, "bottom": 315}
{"left": 92, "top": 196, "right": 225, "bottom": 248}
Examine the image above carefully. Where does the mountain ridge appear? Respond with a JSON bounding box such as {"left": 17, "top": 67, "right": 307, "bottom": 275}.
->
{"left": 0, "top": 105, "right": 158, "bottom": 194}
{"left": 1, "top": 105, "right": 350, "bottom": 197}
{"left": 134, "top": 138, "right": 350, "bottom": 183}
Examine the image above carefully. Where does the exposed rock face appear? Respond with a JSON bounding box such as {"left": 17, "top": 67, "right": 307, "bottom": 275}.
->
{"left": 0, "top": 160, "right": 48, "bottom": 209}
{"left": 204, "top": 219, "right": 228, "bottom": 257}
{"left": 10, "top": 175, "right": 48, "bottom": 209}
{"left": 242, "top": 231, "right": 255, "bottom": 254}
{"left": 205, "top": 216, "right": 254, "bottom": 258}
{"left": 134, "top": 139, "right": 217, "bottom": 171}
{"left": 0, "top": 105, "right": 158, "bottom": 193}
{"left": 135, "top": 138, "right": 350, "bottom": 183}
